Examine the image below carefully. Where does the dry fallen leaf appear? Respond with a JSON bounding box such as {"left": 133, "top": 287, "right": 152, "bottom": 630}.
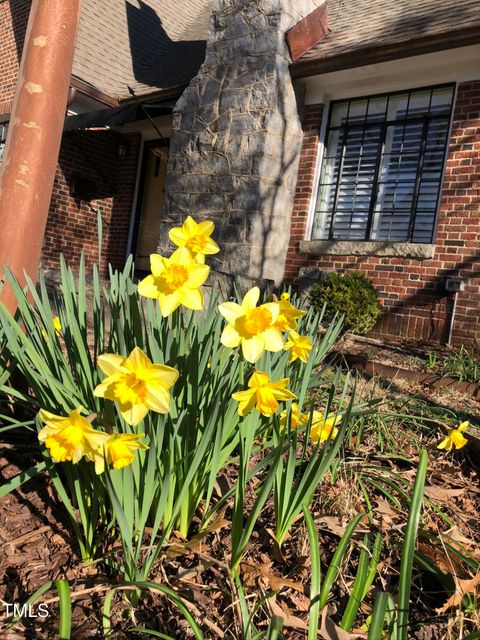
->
{"left": 319, "top": 607, "right": 360, "bottom": 639}
{"left": 375, "top": 497, "right": 400, "bottom": 529}
{"left": 417, "top": 542, "right": 463, "bottom": 576}
{"left": 436, "top": 572, "right": 480, "bottom": 613}
{"left": 424, "top": 485, "right": 465, "bottom": 502}
{"left": 441, "top": 526, "right": 480, "bottom": 559}
{"left": 267, "top": 595, "right": 308, "bottom": 630}
{"left": 317, "top": 516, "right": 348, "bottom": 538}
{"left": 240, "top": 561, "right": 304, "bottom": 593}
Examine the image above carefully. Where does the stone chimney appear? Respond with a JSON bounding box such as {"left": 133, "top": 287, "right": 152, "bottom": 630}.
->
{"left": 163, "top": 0, "right": 320, "bottom": 284}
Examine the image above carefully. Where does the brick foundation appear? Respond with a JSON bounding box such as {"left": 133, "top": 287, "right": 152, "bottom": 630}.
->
{"left": 286, "top": 82, "right": 480, "bottom": 346}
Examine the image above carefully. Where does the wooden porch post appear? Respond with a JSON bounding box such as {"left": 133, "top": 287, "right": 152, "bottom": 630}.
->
{"left": 0, "top": 0, "right": 83, "bottom": 314}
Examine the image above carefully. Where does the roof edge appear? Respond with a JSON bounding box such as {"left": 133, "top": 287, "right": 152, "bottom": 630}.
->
{"left": 71, "top": 77, "right": 119, "bottom": 107}
{"left": 291, "top": 25, "right": 480, "bottom": 79}
{"left": 118, "top": 84, "right": 187, "bottom": 104}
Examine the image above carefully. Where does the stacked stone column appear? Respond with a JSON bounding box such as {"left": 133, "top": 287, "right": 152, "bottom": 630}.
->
{"left": 163, "top": 0, "right": 319, "bottom": 284}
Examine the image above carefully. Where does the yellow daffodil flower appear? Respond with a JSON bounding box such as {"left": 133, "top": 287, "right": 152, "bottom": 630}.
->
{"left": 93, "top": 433, "right": 149, "bottom": 474}
{"left": 93, "top": 347, "right": 179, "bottom": 426}
{"left": 38, "top": 406, "right": 109, "bottom": 464}
{"left": 41, "top": 316, "right": 62, "bottom": 339}
{"left": 137, "top": 247, "right": 210, "bottom": 316}
{"left": 280, "top": 404, "right": 339, "bottom": 443}
{"left": 53, "top": 316, "right": 62, "bottom": 334}
{"left": 169, "top": 216, "right": 220, "bottom": 263}
{"left": 284, "top": 331, "right": 313, "bottom": 363}
{"left": 310, "top": 413, "right": 341, "bottom": 444}
{"left": 274, "top": 292, "right": 306, "bottom": 332}
{"left": 232, "top": 370, "right": 296, "bottom": 417}
{"left": 437, "top": 421, "right": 469, "bottom": 451}
{"left": 218, "top": 287, "right": 284, "bottom": 363}
{"left": 279, "top": 403, "right": 309, "bottom": 430}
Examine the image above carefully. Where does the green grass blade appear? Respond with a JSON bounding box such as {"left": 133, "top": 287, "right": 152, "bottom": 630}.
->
{"left": 318, "top": 512, "right": 365, "bottom": 609}
{"left": 367, "top": 591, "right": 389, "bottom": 640}
{"left": 55, "top": 579, "right": 72, "bottom": 640}
{"left": 235, "top": 574, "right": 255, "bottom": 640}
{"left": 340, "top": 535, "right": 371, "bottom": 631}
{"left": 265, "top": 616, "right": 284, "bottom": 640}
{"left": 129, "top": 629, "right": 175, "bottom": 639}
{"left": 394, "top": 449, "right": 428, "bottom": 640}
{"left": 0, "top": 461, "right": 46, "bottom": 498}
{"left": 303, "top": 508, "right": 321, "bottom": 640}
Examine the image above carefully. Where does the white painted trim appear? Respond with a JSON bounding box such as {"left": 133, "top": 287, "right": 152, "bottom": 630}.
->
{"left": 431, "top": 82, "right": 459, "bottom": 243}
{"left": 304, "top": 45, "right": 480, "bottom": 104}
{"left": 125, "top": 135, "right": 145, "bottom": 259}
{"left": 304, "top": 98, "right": 330, "bottom": 241}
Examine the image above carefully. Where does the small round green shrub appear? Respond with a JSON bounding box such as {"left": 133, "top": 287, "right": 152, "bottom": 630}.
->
{"left": 308, "top": 270, "right": 381, "bottom": 335}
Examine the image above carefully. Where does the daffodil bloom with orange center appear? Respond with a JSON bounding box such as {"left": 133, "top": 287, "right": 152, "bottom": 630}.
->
{"left": 38, "top": 407, "right": 109, "bottom": 464}
{"left": 169, "top": 216, "right": 220, "bottom": 263}
{"left": 273, "top": 293, "right": 306, "bottom": 332}
{"left": 137, "top": 247, "right": 209, "bottom": 316}
{"left": 93, "top": 347, "right": 179, "bottom": 426}
{"left": 218, "top": 287, "right": 284, "bottom": 363}
{"left": 284, "top": 331, "right": 313, "bottom": 363}
{"left": 232, "top": 371, "right": 296, "bottom": 417}
{"left": 92, "top": 433, "right": 149, "bottom": 474}
{"left": 437, "top": 421, "right": 468, "bottom": 451}
{"left": 310, "top": 413, "right": 341, "bottom": 444}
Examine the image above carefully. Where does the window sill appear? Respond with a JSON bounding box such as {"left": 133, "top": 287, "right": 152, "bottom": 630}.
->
{"left": 299, "top": 240, "right": 435, "bottom": 259}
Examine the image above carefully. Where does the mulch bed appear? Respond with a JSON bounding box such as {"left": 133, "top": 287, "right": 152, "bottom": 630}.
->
{"left": 1, "top": 346, "right": 480, "bottom": 638}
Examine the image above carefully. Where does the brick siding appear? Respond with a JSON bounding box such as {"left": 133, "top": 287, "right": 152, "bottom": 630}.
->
{"left": 42, "top": 131, "right": 141, "bottom": 276}
{"left": 0, "top": 0, "right": 30, "bottom": 116}
{"left": 286, "top": 82, "right": 480, "bottom": 346}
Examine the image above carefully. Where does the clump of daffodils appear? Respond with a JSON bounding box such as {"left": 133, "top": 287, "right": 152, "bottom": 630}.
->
{"left": 38, "top": 215, "right": 316, "bottom": 477}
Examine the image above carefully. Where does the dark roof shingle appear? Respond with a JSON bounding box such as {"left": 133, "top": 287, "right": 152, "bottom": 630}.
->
{"left": 73, "top": 0, "right": 211, "bottom": 100}
{"left": 295, "top": 0, "right": 480, "bottom": 73}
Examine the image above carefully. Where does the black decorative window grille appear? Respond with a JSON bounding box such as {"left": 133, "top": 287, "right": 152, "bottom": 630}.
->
{"left": 0, "top": 122, "right": 8, "bottom": 163}
{"left": 312, "top": 85, "right": 455, "bottom": 243}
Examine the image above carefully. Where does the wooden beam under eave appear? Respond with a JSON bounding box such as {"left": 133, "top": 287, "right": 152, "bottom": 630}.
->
{"left": 286, "top": 2, "right": 329, "bottom": 63}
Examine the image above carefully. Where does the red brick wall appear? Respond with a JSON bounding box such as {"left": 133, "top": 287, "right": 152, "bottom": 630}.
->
{"left": 42, "top": 131, "right": 141, "bottom": 276}
{"left": 286, "top": 81, "right": 480, "bottom": 346}
{"left": 0, "top": 0, "right": 30, "bottom": 116}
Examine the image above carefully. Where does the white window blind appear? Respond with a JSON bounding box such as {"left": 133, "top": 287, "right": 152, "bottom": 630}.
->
{"left": 312, "top": 85, "right": 454, "bottom": 243}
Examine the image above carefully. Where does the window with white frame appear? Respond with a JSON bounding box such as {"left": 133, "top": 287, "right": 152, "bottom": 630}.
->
{"left": 311, "top": 84, "right": 455, "bottom": 244}
{"left": 0, "top": 122, "right": 8, "bottom": 163}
